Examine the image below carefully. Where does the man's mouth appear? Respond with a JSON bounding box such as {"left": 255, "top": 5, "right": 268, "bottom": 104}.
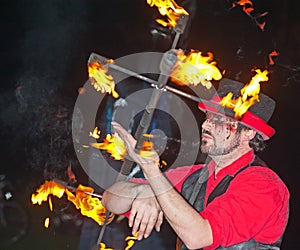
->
{"left": 201, "top": 130, "right": 213, "bottom": 140}
{"left": 202, "top": 133, "right": 213, "bottom": 140}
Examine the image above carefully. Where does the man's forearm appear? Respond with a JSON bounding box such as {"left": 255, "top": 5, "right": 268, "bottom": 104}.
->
{"left": 102, "top": 181, "right": 140, "bottom": 214}
{"left": 143, "top": 163, "right": 213, "bottom": 249}
{"left": 102, "top": 181, "right": 155, "bottom": 214}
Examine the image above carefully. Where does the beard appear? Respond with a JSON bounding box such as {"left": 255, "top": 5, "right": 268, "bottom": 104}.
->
{"left": 201, "top": 131, "right": 240, "bottom": 156}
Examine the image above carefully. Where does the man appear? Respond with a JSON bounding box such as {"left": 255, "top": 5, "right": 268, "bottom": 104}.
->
{"left": 102, "top": 78, "right": 290, "bottom": 249}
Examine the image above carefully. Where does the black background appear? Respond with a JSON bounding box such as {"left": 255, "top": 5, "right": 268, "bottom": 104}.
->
{"left": 0, "top": 0, "right": 299, "bottom": 249}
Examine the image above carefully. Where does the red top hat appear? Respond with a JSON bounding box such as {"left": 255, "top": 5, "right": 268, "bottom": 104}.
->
{"left": 198, "top": 78, "right": 276, "bottom": 140}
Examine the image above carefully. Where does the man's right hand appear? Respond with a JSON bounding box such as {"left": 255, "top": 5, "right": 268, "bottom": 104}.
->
{"left": 102, "top": 181, "right": 163, "bottom": 241}
{"left": 129, "top": 193, "right": 163, "bottom": 240}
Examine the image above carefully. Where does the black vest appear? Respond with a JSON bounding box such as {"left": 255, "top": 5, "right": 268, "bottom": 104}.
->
{"left": 180, "top": 156, "right": 282, "bottom": 250}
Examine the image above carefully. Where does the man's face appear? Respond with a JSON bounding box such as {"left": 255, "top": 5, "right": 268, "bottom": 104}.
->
{"left": 201, "top": 112, "right": 240, "bottom": 156}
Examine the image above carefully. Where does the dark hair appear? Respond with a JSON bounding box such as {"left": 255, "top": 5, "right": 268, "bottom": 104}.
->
{"left": 237, "top": 124, "right": 266, "bottom": 152}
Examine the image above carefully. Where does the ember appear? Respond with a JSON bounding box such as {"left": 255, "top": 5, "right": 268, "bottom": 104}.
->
{"left": 88, "top": 61, "right": 119, "bottom": 98}
{"left": 232, "top": 0, "right": 254, "bottom": 16}
{"left": 170, "top": 49, "right": 222, "bottom": 88}
{"left": 221, "top": 69, "right": 269, "bottom": 119}
{"left": 147, "top": 0, "right": 189, "bottom": 28}
{"left": 269, "top": 50, "right": 279, "bottom": 65}
{"left": 44, "top": 217, "right": 50, "bottom": 228}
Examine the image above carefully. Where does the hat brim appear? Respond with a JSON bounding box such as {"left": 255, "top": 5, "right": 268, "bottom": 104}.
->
{"left": 198, "top": 97, "right": 275, "bottom": 140}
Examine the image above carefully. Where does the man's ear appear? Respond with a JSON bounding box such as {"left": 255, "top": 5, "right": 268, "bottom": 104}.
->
{"left": 242, "top": 129, "right": 256, "bottom": 141}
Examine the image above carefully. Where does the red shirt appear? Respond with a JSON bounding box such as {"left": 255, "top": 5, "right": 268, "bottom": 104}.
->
{"left": 131, "top": 150, "right": 290, "bottom": 249}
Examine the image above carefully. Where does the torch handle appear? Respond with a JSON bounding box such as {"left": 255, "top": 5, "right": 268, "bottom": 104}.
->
{"left": 118, "top": 52, "right": 178, "bottom": 179}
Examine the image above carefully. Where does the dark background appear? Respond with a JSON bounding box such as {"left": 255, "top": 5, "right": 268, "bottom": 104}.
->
{"left": 0, "top": 0, "right": 299, "bottom": 249}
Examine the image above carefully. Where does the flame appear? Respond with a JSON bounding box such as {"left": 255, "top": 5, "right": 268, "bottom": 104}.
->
{"left": 31, "top": 180, "right": 113, "bottom": 226}
{"left": 232, "top": 0, "right": 267, "bottom": 31}
{"left": 147, "top": 0, "right": 189, "bottom": 28}
{"left": 91, "top": 133, "right": 126, "bottom": 161}
{"left": 125, "top": 233, "right": 139, "bottom": 250}
{"left": 99, "top": 243, "right": 113, "bottom": 250}
{"left": 220, "top": 69, "right": 269, "bottom": 119}
{"left": 65, "top": 185, "right": 114, "bottom": 226}
{"left": 269, "top": 50, "right": 279, "bottom": 65}
{"left": 89, "top": 126, "right": 101, "bottom": 139}
{"left": 44, "top": 217, "right": 50, "bottom": 228}
{"left": 233, "top": 0, "right": 254, "bottom": 16}
{"left": 170, "top": 50, "right": 222, "bottom": 89}
{"left": 97, "top": 233, "right": 138, "bottom": 250}
{"left": 90, "top": 130, "right": 166, "bottom": 168}
{"left": 88, "top": 61, "right": 119, "bottom": 98}
{"left": 48, "top": 196, "right": 53, "bottom": 211}
{"left": 31, "top": 180, "right": 65, "bottom": 205}
{"left": 67, "top": 162, "right": 77, "bottom": 183}
{"left": 160, "top": 160, "right": 167, "bottom": 168}
{"left": 139, "top": 134, "right": 155, "bottom": 158}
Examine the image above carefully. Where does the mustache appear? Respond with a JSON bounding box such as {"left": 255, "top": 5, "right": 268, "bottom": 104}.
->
{"left": 202, "top": 130, "right": 213, "bottom": 137}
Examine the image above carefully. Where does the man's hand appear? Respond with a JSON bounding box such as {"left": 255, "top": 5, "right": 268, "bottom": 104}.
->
{"left": 110, "top": 121, "right": 164, "bottom": 240}
{"left": 111, "top": 121, "right": 160, "bottom": 166}
{"left": 129, "top": 195, "right": 163, "bottom": 240}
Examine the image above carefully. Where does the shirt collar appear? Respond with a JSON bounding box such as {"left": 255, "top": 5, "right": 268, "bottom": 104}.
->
{"left": 208, "top": 150, "right": 255, "bottom": 179}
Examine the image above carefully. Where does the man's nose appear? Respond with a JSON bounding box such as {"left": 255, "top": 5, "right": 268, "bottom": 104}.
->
{"left": 202, "top": 119, "right": 214, "bottom": 130}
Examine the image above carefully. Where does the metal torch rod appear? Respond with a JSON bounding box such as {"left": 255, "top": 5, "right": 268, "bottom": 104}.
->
{"left": 52, "top": 179, "right": 103, "bottom": 199}
{"left": 101, "top": 60, "right": 203, "bottom": 103}
{"left": 117, "top": 52, "right": 178, "bottom": 179}
{"left": 115, "top": 14, "right": 189, "bottom": 179}
{"left": 67, "top": 186, "right": 103, "bottom": 199}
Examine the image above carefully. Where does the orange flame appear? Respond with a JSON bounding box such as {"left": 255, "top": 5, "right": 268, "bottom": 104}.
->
{"left": 65, "top": 185, "right": 114, "bottom": 226}
{"left": 139, "top": 134, "right": 167, "bottom": 168}
{"left": 220, "top": 69, "right": 269, "bottom": 119}
{"left": 232, "top": 0, "right": 267, "bottom": 31}
{"left": 88, "top": 61, "right": 119, "bottom": 98}
{"left": 31, "top": 180, "right": 65, "bottom": 205}
{"left": 31, "top": 180, "right": 113, "bottom": 226}
{"left": 89, "top": 126, "right": 101, "bottom": 139}
{"left": 67, "top": 162, "right": 77, "bottom": 183}
{"left": 48, "top": 196, "right": 53, "bottom": 211}
{"left": 90, "top": 130, "right": 167, "bottom": 168}
{"left": 125, "top": 233, "right": 139, "bottom": 250}
{"left": 139, "top": 134, "right": 155, "bottom": 158}
{"left": 268, "top": 50, "right": 279, "bottom": 65}
{"left": 90, "top": 133, "right": 126, "bottom": 161}
{"left": 170, "top": 50, "right": 222, "bottom": 89}
{"left": 147, "top": 0, "right": 189, "bottom": 28}
{"left": 99, "top": 243, "right": 113, "bottom": 250}
{"left": 233, "top": 0, "right": 254, "bottom": 16}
